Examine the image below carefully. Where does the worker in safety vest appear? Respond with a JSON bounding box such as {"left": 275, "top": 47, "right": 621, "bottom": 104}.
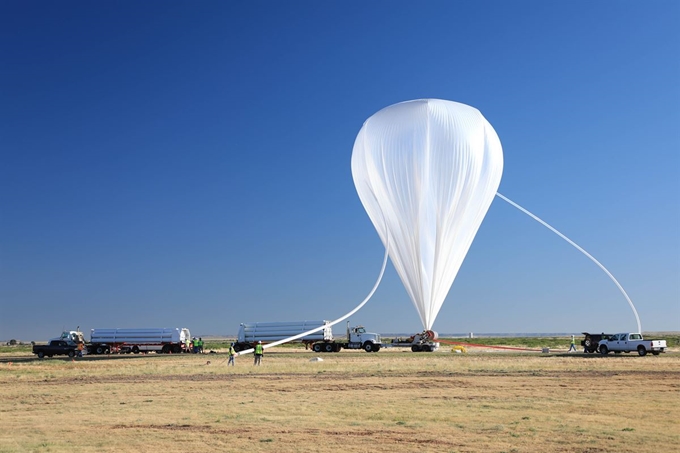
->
{"left": 228, "top": 343, "right": 236, "bottom": 366}
{"left": 198, "top": 337, "right": 204, "bottom": 354}
{"left": 568, "top": 335, "right": 577, "bottom": 352}
{"left": 254, "top": 341, "right": 263, "bottom": 366}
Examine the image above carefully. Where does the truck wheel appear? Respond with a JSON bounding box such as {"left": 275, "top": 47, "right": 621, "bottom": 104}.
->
{"left": 584, "top": 338, "right": 592, "bottom": 348}
{"left": 324, "top": 343, "right": 334, "bottom": 353}
{"left": 652, "top": 351, "right": 660, "bottom": 355}
{"left": 312, "top": 343, "right": 322, "bottom": 353}
{"left": 637, "top": 346, "right": 647, "bottom": 356}
{"left": 132, "top": 346, "right": 140, "bottom": 354}
{"left": 95, "top": 346, "right": 105, "bottom": 355}
{"left": 422, "top": 345, "right": 431, "bottom": 352}
{"left": 373, "top": 345, "right": 380, "bottom": 352}
{"left": 363, "top": 342, "right": 374, "bottom": 353}
{"left": 37, "top": 351, "right": 45, "bottom": 359}
{"left": 600, "top": 345, "right": 609, "bottom": 355}
{"left": 411, "top": 345, "right": 421, "bottom": 352}
{"left": 68, "top": 350, "right": 75, "bottom": 358}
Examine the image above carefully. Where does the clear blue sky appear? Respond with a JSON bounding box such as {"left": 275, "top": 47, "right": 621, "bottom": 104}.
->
{"left": 1, "top": 1, "right": 678, "bottom": 341}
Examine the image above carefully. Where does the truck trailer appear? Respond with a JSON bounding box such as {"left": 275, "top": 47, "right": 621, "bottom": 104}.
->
{"left": 234, "top": 321, "right": 382, "bottom": 353}
{"left": 88, "top": 327, "right": 191, "bottom": 354}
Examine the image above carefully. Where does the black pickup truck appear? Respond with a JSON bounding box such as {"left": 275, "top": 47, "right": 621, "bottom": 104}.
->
{"left": 581, "top": 332, "right": 613, "bottom": 353}
{"left": 33, "top": 340, "right": 78, "bottom": 358}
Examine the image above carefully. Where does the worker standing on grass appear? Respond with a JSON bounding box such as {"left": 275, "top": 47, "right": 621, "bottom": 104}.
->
{"left": 228, "top": 343, "right": 236, "bottom": 366}
{"left": 254, "top": 340, "right": 263, "bottom": 366}
{"left": 568, "top": 335, "right": 577, "bottom": 352}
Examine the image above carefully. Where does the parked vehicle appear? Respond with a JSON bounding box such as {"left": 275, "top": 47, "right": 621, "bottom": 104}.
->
{"left": 384, "top": 330, "right": 440, "bottom": 352}
{"left": 89, "top": 328, "right": 191, "bottom": 354}
{"left": 234, "top": 320, "right": 332, "bottom": 352}
{"left": 234, "top": 320, "right": 383, "bottom": 353}
{"left": 311, "top": 322, "right": 382, "bottom": 352}
{"left": 33, "top": 340, "right": 78, "bottom": 359}
{"left": 598, "top": 333, "right": 667, "bottom": 356}
{"left": 580, "top": 332, "right": 612, "bottom": 353}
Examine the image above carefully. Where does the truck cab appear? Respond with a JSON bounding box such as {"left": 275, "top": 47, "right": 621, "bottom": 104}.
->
{"left": 348, "top": 325, "right": 381, "bottom": 352}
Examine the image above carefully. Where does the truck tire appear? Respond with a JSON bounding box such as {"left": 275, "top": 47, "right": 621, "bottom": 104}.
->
{"left": 363, "top": 342, "right": 374, "bottom": 353}
{"left": 411, "top": 345, "right": 421, "bottom": 352}
{"left": 637, "top": 346, "right": 647, "bottom": 356}
{"left": 37, "top": 351, "right": 45, "bottom": 359}
{"left": 132, "top": 346, "right": 140, "bottom": 354}
{"left": 422, "top": 345, "right": 431, "bottom": 352}
{"left": 95, "top": 346, "right": 105, "bottom": 355}
{"left": 68, "top": 350, "right": 75, "bottom": 358}
{"left": 600, "top": 345, "right": 609, "bottom": 355}
{"left": 312, "top": 343, "right": 322, "bottom": 353}
{"left": 652, "top": 351, "right": 660, "bottom": 355}
{"left": 324, "top": 343, "right": 334, "bottom": 353}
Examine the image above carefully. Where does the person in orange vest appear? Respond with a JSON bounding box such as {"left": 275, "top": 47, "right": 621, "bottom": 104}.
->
{"left": 254, "top": 341, "right": 263, "bottom": 366}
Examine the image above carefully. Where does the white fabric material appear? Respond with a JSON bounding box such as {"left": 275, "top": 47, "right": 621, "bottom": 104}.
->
{"left": 351, "top": 99, "right": 503, "bottom": 330}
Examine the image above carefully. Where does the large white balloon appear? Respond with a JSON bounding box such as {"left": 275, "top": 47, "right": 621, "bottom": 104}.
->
{"left": 351, "top": 99, "right": 503, "bottom": 330}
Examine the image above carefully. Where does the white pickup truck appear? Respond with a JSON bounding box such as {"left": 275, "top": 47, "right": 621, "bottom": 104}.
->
{"left": 598, "top": 333, "right": 667, "bottom": 356}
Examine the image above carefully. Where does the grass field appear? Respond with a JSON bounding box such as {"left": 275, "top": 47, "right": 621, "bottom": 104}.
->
{"left": 1, "top": 345, "right": 678, "bottom": 453}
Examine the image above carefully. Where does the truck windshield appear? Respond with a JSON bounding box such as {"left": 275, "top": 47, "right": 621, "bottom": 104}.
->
{"left": 356, "top": 327, "right": 365, "bottom": 334}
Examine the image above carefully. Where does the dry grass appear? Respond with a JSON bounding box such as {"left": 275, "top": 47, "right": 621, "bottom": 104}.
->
{"left": 1, "top": 349, "right": 678, "bottom": 453}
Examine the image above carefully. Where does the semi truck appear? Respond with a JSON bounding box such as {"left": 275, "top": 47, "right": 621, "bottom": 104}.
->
{"left": 234, "top": 320, "right": 382, "bottom": 353}
{"left": 50, "top": 327, "right": 192, "bottom": 354}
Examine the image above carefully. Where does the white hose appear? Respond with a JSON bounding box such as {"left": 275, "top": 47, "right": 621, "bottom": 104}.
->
{"left": 238, "top": 194, "right": 390, "bottom": 356}
{"left": 236, "top": 245, "right": 389, "bottom": 356}
{"left": 496, "top": 192, "right": 641, "bottom": 333}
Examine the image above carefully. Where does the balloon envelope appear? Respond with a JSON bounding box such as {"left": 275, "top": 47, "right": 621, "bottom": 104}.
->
{"left": 351, "top": 99, "right": 503, "bottom": 330}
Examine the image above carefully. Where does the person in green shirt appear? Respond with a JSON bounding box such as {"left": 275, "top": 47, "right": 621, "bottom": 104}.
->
{"left": 228, "top": 343, "right": 236, "bottom": 366}
{"left": 254, "top": 341, "right": 263, "bottom": 366}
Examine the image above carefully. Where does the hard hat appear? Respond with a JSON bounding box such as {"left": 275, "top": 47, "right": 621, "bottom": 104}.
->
{"left": 258, "top": 340, "right": 262, "bottom": 344}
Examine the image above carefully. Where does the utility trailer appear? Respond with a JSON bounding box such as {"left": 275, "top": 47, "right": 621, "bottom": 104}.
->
{"left": 89, "top": 327, "right": 191, "bottom": 354}
{"left": 383, "top": 330, "right": 440, "bottom": 352}
{"left": 234, "top": 320, "right": 382, "bottom": 353}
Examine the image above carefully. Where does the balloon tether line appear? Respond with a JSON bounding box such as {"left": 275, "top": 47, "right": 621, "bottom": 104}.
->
{"left": 236, "top": 196, "right": 390, "bottom": 357}
{"left": 495, "top": 192, "right": 641, "bottom": 333}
